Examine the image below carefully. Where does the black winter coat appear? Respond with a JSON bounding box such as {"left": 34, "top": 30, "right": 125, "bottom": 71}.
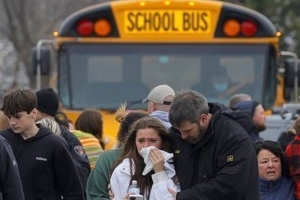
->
{"left": 170, "top": 103, "right": 260, "bottom": 200}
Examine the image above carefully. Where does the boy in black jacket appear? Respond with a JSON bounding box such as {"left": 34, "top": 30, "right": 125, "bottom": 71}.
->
{"left": 0, "top": 89, "right": 84, "bottom": 200}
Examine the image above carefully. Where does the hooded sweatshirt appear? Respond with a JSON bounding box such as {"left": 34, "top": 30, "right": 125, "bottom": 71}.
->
{"left": 0, "top": 125, "right": 84, "bottom": 200}
{"left": 232, "top": 100, "right": 263, "bottom": 142}
{"left": 150, "top": 110, "right": 172, "bottom": 130}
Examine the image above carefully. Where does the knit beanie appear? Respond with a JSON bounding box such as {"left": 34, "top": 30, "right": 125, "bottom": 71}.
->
{"left": 36, "top": 88, "right": 59, "bottom": 117}
{"left": 233, "top": 100, "right": 260, "bottom": 117}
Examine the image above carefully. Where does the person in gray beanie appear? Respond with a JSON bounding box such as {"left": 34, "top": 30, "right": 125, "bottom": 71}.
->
{"left": 35, "top": 88, "right": 91, "bottom": 199}
{"left": 233, "top": 100, "right": 266, "bottom": 142}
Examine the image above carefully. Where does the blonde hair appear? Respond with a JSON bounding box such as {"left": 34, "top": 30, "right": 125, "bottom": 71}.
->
{"left": 37, "top": 118, "right": 62, "bottom": 138}
{"left": 115, "top": 103, "right": 127, "bottom": 123}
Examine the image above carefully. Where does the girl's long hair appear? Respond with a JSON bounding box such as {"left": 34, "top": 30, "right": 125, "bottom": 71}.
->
{"left": 111, "top": 117, "right": 170, "bottom": 199}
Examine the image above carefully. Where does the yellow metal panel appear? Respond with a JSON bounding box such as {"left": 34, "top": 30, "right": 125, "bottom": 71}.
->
{"left": 111, "top": 0, "right": 222, "bottom": 40}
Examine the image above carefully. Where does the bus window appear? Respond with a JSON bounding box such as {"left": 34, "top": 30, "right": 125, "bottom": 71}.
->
{"left": 141, "top": 55, "right": 201, "bottom": 90}
{"left": 88, "top": 56, "right": 123, "bottom": 83}
{"left": 219, "top": 57, "right": 257, "bottom": 98}
{"left": 221, "top": 57, "right": 255, "bottom": 83}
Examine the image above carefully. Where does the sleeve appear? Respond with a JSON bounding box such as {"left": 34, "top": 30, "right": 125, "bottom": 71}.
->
{"left": 61, "top": 130, "right": 91, "bottom": 193}
{"left": 177, "top": 122, "right": 259, "bottom": 200}
{"left": 0, "top": 137, "right": 25, "bottom": 200}
{"left": 151, "top": 171, "right": 179, "bottom": 200}
{"left": 110, "top": 162, "right": 131, "bottom": 200}
{"left": 86, "top": 153, "right": 112, "bottom": 200}
{"left": 52, "top": 138, "right": 85, "bottom": 200}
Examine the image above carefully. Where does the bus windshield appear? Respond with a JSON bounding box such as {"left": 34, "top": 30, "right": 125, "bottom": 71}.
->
{"left": 58, "top": 43, "right": 274, "bottom": 110}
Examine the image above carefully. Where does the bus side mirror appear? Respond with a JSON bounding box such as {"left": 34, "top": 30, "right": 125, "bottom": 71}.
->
{"left": 283, "top": 59, "right": 300, "bottom": 100}
{"left": 32, "top": 46, "right": 51, "bottom": 76}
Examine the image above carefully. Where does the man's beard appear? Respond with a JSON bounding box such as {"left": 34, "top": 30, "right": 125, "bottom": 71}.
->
{"left": 188, "top": 122, "right": 207, "bottom": 144}
{"left": 257, "top": 123, "right": 266, "bottom": 132}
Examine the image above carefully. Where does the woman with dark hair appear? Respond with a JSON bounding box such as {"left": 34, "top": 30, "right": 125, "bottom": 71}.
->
{"left": 110, "top": 117, "right": 178, "bottom": 200}
{"left": 255, "top": 140, "right": 295, "bottom": 200}
{"left": 75, "top": 108, "right": 105, "bottom": 149}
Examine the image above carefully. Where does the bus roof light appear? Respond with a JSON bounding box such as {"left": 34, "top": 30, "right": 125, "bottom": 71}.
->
{"left": 164, "top": 1, "right": 170, "bottom": 6}
{"left": 223, "top": 19, "right": 240, "bottom": 37}
{"left": 276, "top": 31, "right": 282, "bottom": 37}
{"left": 139, "top": 1, "right": 146, "bottom": 7}
{"left": 53, "top": 31, "right": 59, "bottom": 37}
{"left": 188, "top": 2, "right": 195, "bottom": 7}
{"left": 94, "top": 19, "right": 112, "bottom": 37}
{"left": 241, "top": 21, "right": 257, "bottom": 37}
{"left": 76, "top": 20, "right": 93, "bottom": 36}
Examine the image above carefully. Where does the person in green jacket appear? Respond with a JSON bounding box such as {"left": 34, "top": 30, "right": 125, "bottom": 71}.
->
{"left": 86, "top": 104, "right": 148, "bottom": 200}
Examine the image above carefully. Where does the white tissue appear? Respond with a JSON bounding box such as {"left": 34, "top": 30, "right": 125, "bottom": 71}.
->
{"left": 139, "top": 146, "right": 173, "bottom": 175}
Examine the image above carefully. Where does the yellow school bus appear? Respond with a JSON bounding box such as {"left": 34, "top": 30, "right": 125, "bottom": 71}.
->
{"left": 34, "top": 0, "right": 282, "bottom": 149}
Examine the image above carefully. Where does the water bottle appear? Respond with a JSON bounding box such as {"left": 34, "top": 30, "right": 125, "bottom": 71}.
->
{"left": 128, "top": 180, "right": 140, "bottom": 195}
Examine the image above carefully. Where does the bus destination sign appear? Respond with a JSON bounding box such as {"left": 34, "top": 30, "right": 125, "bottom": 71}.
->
{"left": 124, "top": 10, "right": 211, "bottom": 34}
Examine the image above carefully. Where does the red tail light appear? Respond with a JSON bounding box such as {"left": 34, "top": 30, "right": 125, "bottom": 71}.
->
{"left": 76, "top": 20, "right": 93, "bottom": 36}
{"left": 241, "top": 21, "right": 257, "bottom": 36}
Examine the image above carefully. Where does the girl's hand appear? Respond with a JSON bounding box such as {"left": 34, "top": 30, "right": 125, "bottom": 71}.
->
{"left": 168, "top": 188, "right": 177, "bottom": 199}
{"left": 108, "top": 184, "right": 114, "bottom": 199}
{"left": 149, "top": 148, "right": 164, "bottom": 173}
{"left": 123, "top": 193, "right": 130, "bottom": 200}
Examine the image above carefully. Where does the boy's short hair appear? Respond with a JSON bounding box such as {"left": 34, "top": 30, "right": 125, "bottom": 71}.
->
{"left": 1, "top": 89, "right": 37, "bottom": 116}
